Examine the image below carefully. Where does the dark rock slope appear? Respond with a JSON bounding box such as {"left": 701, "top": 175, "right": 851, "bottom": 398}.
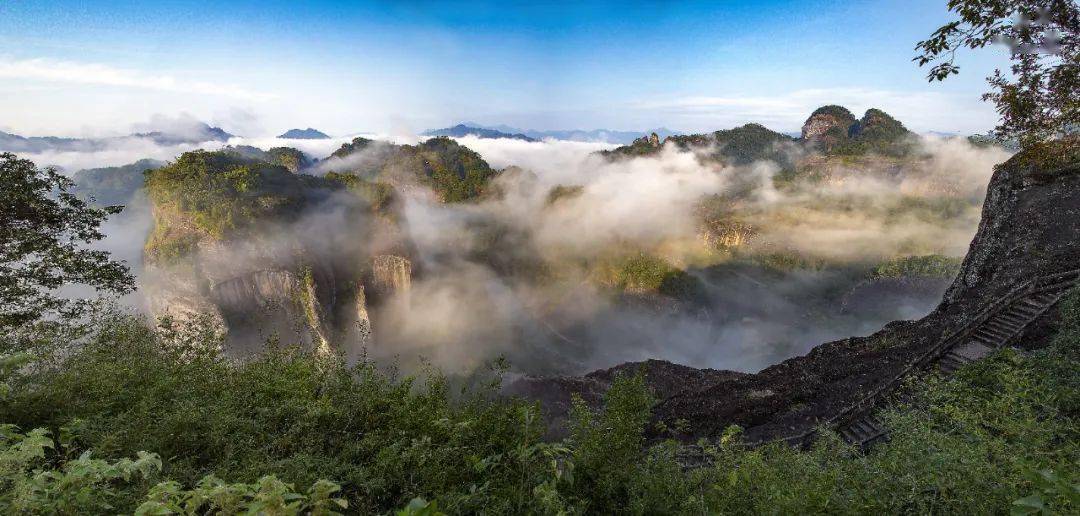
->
{"left": 508, "top": 137, "right": 1080, "bottom": 442}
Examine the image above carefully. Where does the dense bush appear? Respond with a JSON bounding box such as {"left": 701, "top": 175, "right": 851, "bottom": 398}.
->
{"left": 2, "top": 289, "right": 1078, "bottom": 513}
{"left": 597, "top": 252, "right": 708, "bottom": 304}
{"left": 144, "top": 151, "right": 323, "bottom": 239}
{"left": 326, "top": 136, "right": 498, "bottom": 202}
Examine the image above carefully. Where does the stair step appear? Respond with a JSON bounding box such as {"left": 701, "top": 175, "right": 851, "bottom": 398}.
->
{"left": 849, "top": 423, "right": 870, "bottom": 440}
{"left": 986, "top": 320, "right": 1020, "bottom": 333}
{"left": 979, "top": 324, "right": 1011, "bottom": 336}
{"left": 999, "top": 313, "right": 1027, "bottom": 325}
{"left": 943, "top": 351, "right": 971, "bottom": 363}
{"left": 855, "top": 419, "right": 875, "bottom": 435}
{"left": 970, "top": 334, "right": 996, "bottom": 346}
{"left": 840, "top": 427, "right": 858, "bottom": 444}
{"left": 939, "top": 355, "right": 965, "bottom": 373}
{"left": 985, "top": 327, "right": 1018, "bottom": 340}
{"left": 973, "top": 330, "right": 1006, "bottom": 343}
{"left": 1001, "top": 307, "right": 1031, "bottom": 317}
{"left": 863, "top": 431, "right": 890, "bottom": 447}
{"left": 1015, "top": 305, "right": 1042, "bottom": 316}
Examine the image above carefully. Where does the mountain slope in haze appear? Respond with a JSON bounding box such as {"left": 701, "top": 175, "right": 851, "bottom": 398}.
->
{"left": 141, "top": 148, "right": 411, "bottom": 355}
{"left": 131, "top": 124, "right": 234, "bottom": 146}
{"left": 596, "top": 106, "right": 917, "bottom": 173}
{"left": 72, "top": 159, "right": 164, "bottom": 206}
{"left": 599, "top": 123, "right": 797, "bottom": 167}
{"left": 220, "top": 145, "right": 314, "bottom": 173}
{"left": 277, "top": 128, "right": 330, "bottom": 139}
{"left": 325, "top": 135, "right": 499, "bottom": 202}
{"left": 456, "top": 122, "right": 677, "bottom": 144}
{"left": 423, "top": 124, "right": 537, "bottom": 142}
{"left": 0, "top": 122, "right": 234, "bottom": 153}
{"left": 509, "top": 136, "right": 1080, "bottom": 442}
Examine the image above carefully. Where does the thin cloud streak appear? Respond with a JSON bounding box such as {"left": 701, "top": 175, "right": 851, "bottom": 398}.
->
{"left": 0, "top": 57, "right": 278, "bottom": 102}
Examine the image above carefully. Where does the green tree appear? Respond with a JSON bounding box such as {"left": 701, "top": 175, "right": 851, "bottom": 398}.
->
{"left": 0, "top": 153, "right": 133, "bottom": 331}
{"left": 915, "top": 0, "right": 1079, "bottom": 146}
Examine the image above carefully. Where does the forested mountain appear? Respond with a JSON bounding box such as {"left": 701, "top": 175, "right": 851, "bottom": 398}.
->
{"left": 0, "top": 122, "right": 234, "bottom": 153}
{"left": 422, "top": 123, "right": 537, "bottom": 142}
{"left": 71, "top": 159, "right": 164, "bottom": 206}
{"left": 277, "top": 128, "right": 330, "bottom": 139}
{"left": 326, "top": 135, "right": 499, "bottom": 202}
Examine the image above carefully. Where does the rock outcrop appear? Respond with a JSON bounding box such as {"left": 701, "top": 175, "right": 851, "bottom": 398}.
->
{"left": 800, "top": 106, "right": 913, "bottom": 155}
{"left": 141, "top": 149, "right": 416, "bottom": 355}
{"left": 801, "top": 105, "right": 857, "bottom": 144}
{"left": 370, "top": 255, "right": 412, "bottom": 300}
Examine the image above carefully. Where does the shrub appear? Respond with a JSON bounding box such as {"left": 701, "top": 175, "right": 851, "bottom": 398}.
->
{"left": 1, "top": 289, "right": 1077, "bottom": 513}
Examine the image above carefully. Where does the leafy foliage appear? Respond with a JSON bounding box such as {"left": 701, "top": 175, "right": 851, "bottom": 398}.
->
{"left": 266, "top": 147, "right": 312, "bottom": 173}
{"left": 598, "top": 252, "right": 708, "bottom": 304}
{"left": 1, "top": 291, "right": 1078, "bottom": 513}
{"left": 324, "top": 172, "right": 399, "bottom": 215}
{"left": 0, "top": 153, "right": 134, "bottom": 330}
{"left": 915, "top": 0, "right": 1079, "bottom": 146}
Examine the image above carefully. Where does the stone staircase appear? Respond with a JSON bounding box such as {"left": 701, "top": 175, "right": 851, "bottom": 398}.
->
{"left": 838, "top": 415, "right": 888, "bottom": 448}
{"left": 837, "top": 272, "right": 1078, "bottom": 449}
{"left": 674, "top": 271, "right": 1078, "bottom": 465}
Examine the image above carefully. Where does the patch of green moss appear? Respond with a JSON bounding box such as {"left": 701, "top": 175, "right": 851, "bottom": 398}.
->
{"left": 871, "top": 254, "right": 962, "bottom": 279}
{"left": 999, "top": 136, "right": 1080, "bottom": 181}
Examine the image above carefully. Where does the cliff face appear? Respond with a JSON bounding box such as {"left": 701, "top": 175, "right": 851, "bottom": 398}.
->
{"left": 512, "top": 137, "right": 1080, "bottom": 442}
{"left": 942, "top": 138, "right": 1080, "bottom": 315}
{"left": 141, "top": 150, "right": 416, "bottom": 356}
{"left": 801, "top": 105, "right": 857, "bottom": 144}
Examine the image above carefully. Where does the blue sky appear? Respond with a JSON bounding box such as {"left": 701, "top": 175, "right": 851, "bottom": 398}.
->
{"left": 0, "top": 1, "right": 1010, "bottom": 137}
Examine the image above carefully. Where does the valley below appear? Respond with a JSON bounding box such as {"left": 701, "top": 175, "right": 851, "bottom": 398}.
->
{"left": 56, "top": 106, "right": 1073, "bottom": 445}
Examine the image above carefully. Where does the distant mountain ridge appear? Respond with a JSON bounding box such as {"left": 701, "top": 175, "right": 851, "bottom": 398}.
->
{"left": 422, "top": 124, "right": 537, "bottom": 142}
{"left": 598, "top": 105, "right": 922, "bottom": 165}
{"left": 0, "top": 122, "right": 234, "bottom": 153}
{"left": 437, "top": 122, "right": 677, "bottom": 144}
{"left": 278, "top": 128, "right": 330, "bottom": 139}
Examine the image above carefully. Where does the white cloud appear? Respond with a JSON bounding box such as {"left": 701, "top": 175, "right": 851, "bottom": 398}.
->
{"left": 0, "top": 57, "right": 277, "bottom": 102}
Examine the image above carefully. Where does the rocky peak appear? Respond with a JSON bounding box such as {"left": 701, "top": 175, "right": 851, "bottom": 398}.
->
{"left": 631, "top": 132, "right": 662, "bottom": 148}
{"left": 801, "top": 105, "right": 857, "bottom": 142}
{"left": 852, "top": 108, "right": 909, "bottom": 141}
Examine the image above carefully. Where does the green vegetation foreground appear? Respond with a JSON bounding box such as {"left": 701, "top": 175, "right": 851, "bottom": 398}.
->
{"left": 1, "top": 291, "right": 1077, "bottom": 514}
